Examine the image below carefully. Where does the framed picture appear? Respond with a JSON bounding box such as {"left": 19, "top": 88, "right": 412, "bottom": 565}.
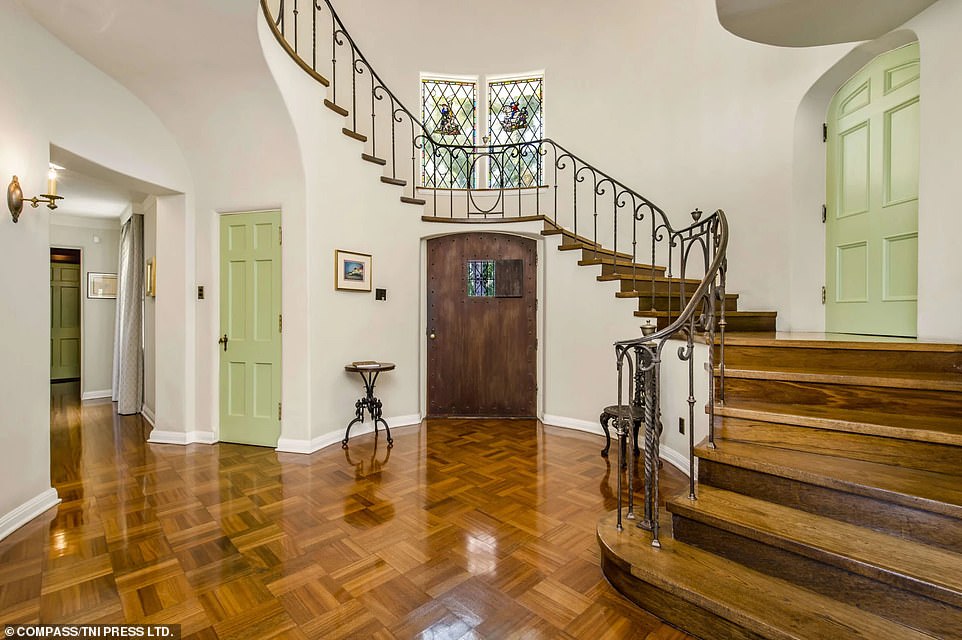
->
{"left": 145, "top": 257, "right": 156, "bottom": 297}
{"left": 335, "top": 249, "right": 372, "bottom": 292}
{"left": 87, "top": 272, "right": 118, "bottom": 299}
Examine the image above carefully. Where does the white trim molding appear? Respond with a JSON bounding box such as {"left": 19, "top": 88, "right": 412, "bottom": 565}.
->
{"left": 277, "top": 414, "right": 422, "bottom": 455}
{"left": 81, "top": 389, "right": 113, "bottom": 401}
{"left": 147, "top": 429, "right": 216, "bottom": 445}
{"left": 141, "top": 404, "right": 156, "bottom": 427}
{"left": 0, "top": 488, "right": 61, "bottom": 543}
{"left": 541, "top": 415, "right": 691, "bottom": 477}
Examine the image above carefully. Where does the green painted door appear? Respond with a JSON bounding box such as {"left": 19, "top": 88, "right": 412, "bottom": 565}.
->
{"left": 219, "top": 211, "right": 282, "bottom": 447}
{"left": 826, "top": 43, "right": 919, "bottom": 337}
{"left": 51, "top": 263, "right": 81, "bottom": 380}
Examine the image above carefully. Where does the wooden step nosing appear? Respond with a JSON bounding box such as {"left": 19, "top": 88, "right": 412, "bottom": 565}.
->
{"left": 360, "top": 153, "right": 386, "bottom": 166}
{"left": 720, "top": 334, "right": 962, "bottom": 353}
{"left": 669, "top": 493, "right": 962, "bottom": 608}
{"left": 400, "top": 196, "right": 426, "bottom": 205}
{"left": 323, "top": 99, "right": 349, "bottom": 117}
{"left": 380, "top": 176, "right": 406, "bottom": 187}
{"left": 714, "top": 404, "right": 962, "bottom": 447}
{"left": 341, "top": 128, "right": 367, "bottom": 143}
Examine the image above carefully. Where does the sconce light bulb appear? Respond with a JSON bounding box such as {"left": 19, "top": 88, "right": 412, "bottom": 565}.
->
{"left": 47, "top": 168, "right": 58, "bottom": 197}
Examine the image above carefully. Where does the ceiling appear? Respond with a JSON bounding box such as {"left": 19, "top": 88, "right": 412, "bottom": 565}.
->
{"left": 716, "top": 0, "right": 937, "bottom": 47}
{"left": 47, "top": 146, "right": 176, "bottom": 220}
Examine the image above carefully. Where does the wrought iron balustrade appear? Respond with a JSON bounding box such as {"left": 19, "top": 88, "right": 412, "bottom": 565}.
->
{"left": 261, "top": 0, "right": 729, "bottom": 547}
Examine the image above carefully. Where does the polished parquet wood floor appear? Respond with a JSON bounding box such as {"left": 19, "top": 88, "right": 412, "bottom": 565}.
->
{"left": 0, "top": 382, "right": 694, "bottom": 639}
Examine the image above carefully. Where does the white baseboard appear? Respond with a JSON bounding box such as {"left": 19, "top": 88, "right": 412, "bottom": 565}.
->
{"left": 81, "top": 389, "right": 112, "bottom": 401}
{"left": 141, "top": 404, "right": 156, "bottom": 427}
{"left": 276, "top": 414, "right": 422, "bottom": 455}
{"left": 147, "top": 429, "right": 216, "bottom": 445}
{"left": 542, "top": 414, "right": 691, "bottom": 477}
{"left": 542, "top": 414, "right": 605, "bottom": 436}
{"left": 0, "top": 488, "right": 61, "bottom": 543}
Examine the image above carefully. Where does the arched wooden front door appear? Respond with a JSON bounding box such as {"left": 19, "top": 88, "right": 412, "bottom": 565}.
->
{"left": 426, "top": 233, "right": 537, "bottom": 417}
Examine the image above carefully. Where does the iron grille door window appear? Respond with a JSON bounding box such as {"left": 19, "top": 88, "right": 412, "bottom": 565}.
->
{"left": 487, "top": 76, "right": 544, "bottom": 188}
{"left": 421, "top": 77, "right": 478, "bottom": 188}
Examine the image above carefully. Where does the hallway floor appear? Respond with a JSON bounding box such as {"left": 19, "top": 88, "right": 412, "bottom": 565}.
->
{"left": 0, "top": 382, "right": 693, "bottom": 639}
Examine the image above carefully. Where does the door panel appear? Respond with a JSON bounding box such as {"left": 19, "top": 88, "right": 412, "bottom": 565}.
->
{"left": 427, "top": 233, "right": 537, "bottom": 417}
{"left": 51, "top": 263, "right": 81, "bottom": 380}
{"left": 219, "top": 211, "right": 282, "bottom": 446}
{"left": 826, "top": 43, "right": 919, "bottom": 336}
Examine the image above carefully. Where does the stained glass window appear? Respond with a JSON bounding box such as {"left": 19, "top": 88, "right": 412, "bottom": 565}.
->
{"left": 421, "top": 78, "right": 477, "bottom": 188}
{"left": 487, "top": 76, "right": 544, "bottom": 188}
{"left": 467, "top": 260, "right": 496, "bottom": 297}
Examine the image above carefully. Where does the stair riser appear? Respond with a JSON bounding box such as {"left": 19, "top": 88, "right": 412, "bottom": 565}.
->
{"left": 671, "top": 516, "right": 962, "bottom": 639}
{"left": 715, "top": 345, "right": 962, "bottom": 375}
{"left": 600, "top": 549, "right": 765, "bottom": 640}
{"left": 699, "top": 460, "right": 962, "bottom": 553}
{"left": 618, "top": 279, "right": 684, "bottom": 295}
{"left": 719, "top": 377, "right": 962, "bottom": 420}
{"left": 716, "top": 418, "right": 962, "bottom": 476}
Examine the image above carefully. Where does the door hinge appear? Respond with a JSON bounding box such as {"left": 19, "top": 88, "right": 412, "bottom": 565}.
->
{"left": 821, "top": 286, "right": 826, "bottom": 304}
{"left": 822, "top": 122, "right": 828, "bottom": 142}
{"left": 278, "top": 226, "right": 282, "bottom": 246}
{"left": 278, "top": 314, "right": 282, "bottom": 333}
{"left": 278, "top": 402, "right": 282, "bottom": 420}
{"left": 821, "top": 204, "right": 827, "bottom": 223}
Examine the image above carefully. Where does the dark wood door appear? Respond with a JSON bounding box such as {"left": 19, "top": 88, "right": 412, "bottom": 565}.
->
{"left": 427, "top": 233, "right": 537, "bottom": 417}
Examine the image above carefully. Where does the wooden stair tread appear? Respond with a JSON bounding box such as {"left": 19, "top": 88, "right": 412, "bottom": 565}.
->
{"left": 597, "top": 511, "right": 936, "bottom": 640}
{"left": 578, "top": 256, "right": 663, "bottom": 271}
{"left": 719, "top": 366, "right": 962, "bottom": 392}
{"left": 324, "top": 99, "right": 348, "bottom": 116}
{"left": 714, "top": 401, "right": 962, "bottom": 447}
{"left": 618, "top": 290, "right": 739, "bottom": 301}
{"left": 558, "top": 242, "right": 634, "bottom": 260}
{"left": 714, "top": 416, "right": 962, "bottom": 476}
{"left": 598, "top": 273, "right": 702, "bottom": 286}
{"left": 697, "top": 438, "right": 962, "bottom": 519}
{"left": 635, "top": 310, "right": 774, "bottom": 319}
{"left": 380, "top": 176, "right": 406, "bottom": 186}
{"left": 361, "top": 153, "right": 386, "bottom": 166}
{"left": 341, "top": 128, "right": 367, "bottom": 143}
{"left": 400, "top": 196, "right": 426, "bottom": 205}
{"left": 720, "top": 332, "right": 962, "bottom": 353}
{"left": 668, "top": 486, "right": 962, "bottom": 608}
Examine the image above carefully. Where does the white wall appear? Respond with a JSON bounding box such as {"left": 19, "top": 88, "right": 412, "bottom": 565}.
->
{"left": 0, "top": 0, "right": 190, "bottom": 540}
{"left": 49, "top": 215, "right": 122, "bottom": 399}
{"left": 142, "top": 198, "right": 157, "bottom": 422}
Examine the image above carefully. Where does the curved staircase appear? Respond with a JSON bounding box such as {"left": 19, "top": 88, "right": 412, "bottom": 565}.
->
{"left": 600, "top": 334, "right": 962, "bottom": 639}
{"left": 259, "top": 2, "right": 962, "bottom": 637}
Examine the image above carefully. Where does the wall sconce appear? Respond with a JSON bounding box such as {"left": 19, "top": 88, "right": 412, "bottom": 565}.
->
{"left": 7, "top": 167, "right": 63, "bottom": 223}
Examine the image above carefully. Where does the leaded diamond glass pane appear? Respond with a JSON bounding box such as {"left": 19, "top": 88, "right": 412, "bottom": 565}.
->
{"left": 467, "top": 260, "right": 496, "bottom": 297}
{"left": 487, "top": 77, "right": 544, "bottom": 188}
{"left": 422, "top": 79, "right": 477, "bottom": 188}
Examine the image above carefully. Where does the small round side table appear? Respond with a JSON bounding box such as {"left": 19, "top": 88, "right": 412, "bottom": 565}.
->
{"left": 342, "top": 362, "right": 395, "bottom": 448}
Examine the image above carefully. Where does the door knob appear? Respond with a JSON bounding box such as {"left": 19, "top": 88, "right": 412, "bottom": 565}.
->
{"left": 429, "top": 331, "right": 436, "bottom": 340}
{"left": 218, "top": 334, "right": 229, "bottom": 351}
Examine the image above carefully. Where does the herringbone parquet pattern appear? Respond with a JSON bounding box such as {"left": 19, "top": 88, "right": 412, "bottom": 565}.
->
{"left": 0, "top": 382, "right": 693, "bottom": 639}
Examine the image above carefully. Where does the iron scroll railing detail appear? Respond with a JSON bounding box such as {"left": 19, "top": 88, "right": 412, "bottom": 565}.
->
{"left": 260, "top": 0, "right": 729, "bottom": 546}
{"left": 614, "top": 209, "right": 728, "bottom": 547}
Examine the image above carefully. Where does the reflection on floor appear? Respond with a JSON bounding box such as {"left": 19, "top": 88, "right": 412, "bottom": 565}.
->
{"left": 0, "top": 383, "right": 694, "bottom": 639}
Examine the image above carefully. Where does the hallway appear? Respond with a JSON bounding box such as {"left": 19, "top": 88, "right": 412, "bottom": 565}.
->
{"left": 1, "top": 385, "right": 691, "bottom": 639}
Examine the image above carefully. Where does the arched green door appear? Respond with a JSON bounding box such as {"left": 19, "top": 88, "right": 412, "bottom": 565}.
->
{"left": 826, "top": 43, "right": 919, "bottom": 337}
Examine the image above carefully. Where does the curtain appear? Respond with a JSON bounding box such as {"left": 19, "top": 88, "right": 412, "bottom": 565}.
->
{"left": 112, "top": 214, "right": 144, "bottom": 415}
